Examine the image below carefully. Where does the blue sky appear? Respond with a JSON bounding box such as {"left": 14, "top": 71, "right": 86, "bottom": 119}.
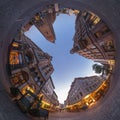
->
{"left": 25, "top": 14, "right": 96, "bottom": 104}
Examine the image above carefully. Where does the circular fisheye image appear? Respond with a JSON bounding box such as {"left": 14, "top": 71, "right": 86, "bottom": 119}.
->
{"left": 0, "top": 1, "right": 119, "bottom": 120}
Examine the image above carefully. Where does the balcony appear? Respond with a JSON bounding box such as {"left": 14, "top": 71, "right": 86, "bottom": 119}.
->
{"left": 11, "top": 46, "right": 22, "bottom": 51}
{"left": 10, "top": 64, "right": 26, "bottom": 71}
{"left": 78, "top": 39, "right": 88, "bottom": 49}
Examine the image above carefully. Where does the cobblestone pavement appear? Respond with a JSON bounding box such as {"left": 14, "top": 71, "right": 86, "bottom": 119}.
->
{"left": 0, "top": 0, "right": 120, "bottom": 120}
{"left": 48, "top": 112, "right": 83, "bottom": 120}
{"left": 30, "top": 112, "right": 84, "bottom": 120}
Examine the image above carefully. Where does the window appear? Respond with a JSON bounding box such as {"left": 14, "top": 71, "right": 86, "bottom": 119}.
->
{"left": 9, "top": 52, "right": 20, "bottom": 65}
{"left": 25, "top": 50, "right": 33, "bottom": 64}
{"left": 94, "top": 26, "right": 110, "bottom": 38}
{"left": 11, "top": 71, "right": 28, "bottom": 87}
{"left": 93, "top": 17, "right": 100, "bottom": 25}
{"left": 103, "top": 40, "right": 115, "bottom": 52}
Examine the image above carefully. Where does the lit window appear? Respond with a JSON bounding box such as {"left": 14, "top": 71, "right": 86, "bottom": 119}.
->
{"left": 9, "top": 52, "right": 19, "bottom": 65}
{"left": 93, "top": 17, "right": 100, "bottom": 25}
{"left": 12, "top": 42, "right": 19, "bottom": 47}
{"left": 21, "top": 85, "right": 35, "bottom": 95}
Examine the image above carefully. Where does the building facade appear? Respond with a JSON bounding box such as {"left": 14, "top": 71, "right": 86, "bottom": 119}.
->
{"left": 65, "top": 76, "right": 104, "bottom": 106}
{"left": 70, "top": 11, "right": 115, "bottom": 64}
{"left": 41, "top": 77, "right": 59, "bottom": 111}
{"left": 31, "top": 5, "right": 56, "bottom": 43}
{"left": 8, "top": 33, "right": 57, "bottom": 110}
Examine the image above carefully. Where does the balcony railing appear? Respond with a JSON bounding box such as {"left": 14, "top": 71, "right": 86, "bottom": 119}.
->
{"left": 9, "top": 63, "right": 26, "bottom": 70}
{"left": 11, "top": 46, "right": 22, "bottom": 51}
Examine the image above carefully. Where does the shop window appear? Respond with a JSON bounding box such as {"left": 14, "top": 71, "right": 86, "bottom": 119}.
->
{"left": 87, "top": 98, "right": 94, "bottom": 105}
{"left": 21, "top": 84, "right": 35, "bottom": 95}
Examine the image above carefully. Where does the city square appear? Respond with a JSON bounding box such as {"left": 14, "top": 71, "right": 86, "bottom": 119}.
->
{"left": 0, "top": 0, "right": 120, "bottom": 120}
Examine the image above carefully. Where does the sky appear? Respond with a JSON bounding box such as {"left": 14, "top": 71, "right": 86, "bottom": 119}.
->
{"left": 25, "top": 14, "right": 97, "bottom": 104}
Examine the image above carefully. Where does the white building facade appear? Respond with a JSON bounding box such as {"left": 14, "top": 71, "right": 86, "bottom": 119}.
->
{"left": 66, "top": 76, "right": 104, "bottom": 105}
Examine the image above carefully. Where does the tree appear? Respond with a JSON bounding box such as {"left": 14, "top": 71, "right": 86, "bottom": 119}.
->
{"left": 92, "top": 64, "right": 110, "bottom": 76}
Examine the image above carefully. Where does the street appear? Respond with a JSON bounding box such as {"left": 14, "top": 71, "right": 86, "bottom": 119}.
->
{"left": 48, "top": 112, "right": 83, "bottom": 120}
{"left": 30, "top": 111, "right": 84, "bottom": 120}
